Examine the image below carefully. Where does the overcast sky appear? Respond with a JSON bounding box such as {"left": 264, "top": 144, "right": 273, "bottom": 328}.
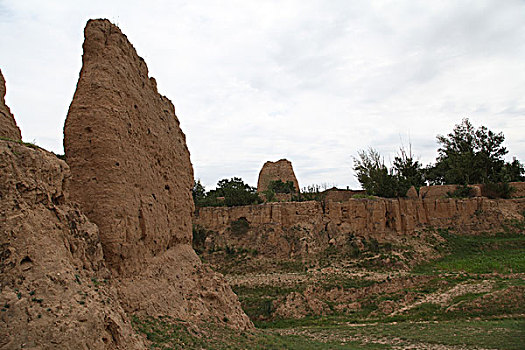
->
{"left": 1, "top": 0, "right": 524, "bottom": 189}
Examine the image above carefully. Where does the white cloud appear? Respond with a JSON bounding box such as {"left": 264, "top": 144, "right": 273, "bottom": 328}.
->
{"left": 0, "top": 0, "right": 524, "bottom": 190}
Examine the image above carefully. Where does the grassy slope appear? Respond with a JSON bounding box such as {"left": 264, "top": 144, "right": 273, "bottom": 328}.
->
{"left": 133, "top": 228, "right": 525, "bottom": 349}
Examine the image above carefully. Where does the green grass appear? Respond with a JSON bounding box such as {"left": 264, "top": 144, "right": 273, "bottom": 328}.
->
{"left": 220, "top": 228, "right": 524, "bottom": 349}
{"left": 301, "top": 319, "right": 525, "bottom": 350}
{"left": 134, "top": 317, "right": 525, "bottom": 349}
{"left": 131, "top": 315, "right": 386, "bottom": 349}
{"left": 232, "top": 285, "right": 299, "bottom": 320}
{"left": 319, "top": 275, "right": 378, "bottom": 291}
{"left": 414, "top": 230, "right": 525, "bottom": 274}
{"left": 255, "top": 315, "right": 356, "bottom": 329}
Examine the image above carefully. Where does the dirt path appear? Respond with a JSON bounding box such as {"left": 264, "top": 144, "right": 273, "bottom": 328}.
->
{"left": 274, "top": 323, "right": 494, "bottom": 350}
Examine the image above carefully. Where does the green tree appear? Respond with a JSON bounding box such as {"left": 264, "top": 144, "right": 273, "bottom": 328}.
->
{"left": 353, "top": 148, "right": 400, "bottom": 198}
{"left": 268, "top": 180, "right": 296, "bottom": 194}
{"left": 193, "top": 177, "right": 262, "bottom": 207}
{"left": 354, "top": 146, "right": 425, "bottom": 198}
{"left": 501, "top": 158, "right": 525, "bottom": 182}
{"left": 429, "top": 118, "right": 513, "bottom": 184}
{"left": 212, "top": 177, "right": 262, "bottom": 207}
{"left": 192, "top": 179, "right": 206, "bottom": 205}
{"left": 392, "top": 146, "right": 426, "bottom": 193}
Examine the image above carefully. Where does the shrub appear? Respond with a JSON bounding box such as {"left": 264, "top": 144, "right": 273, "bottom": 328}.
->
{"left": 193, "top": 177, "right": 262, "bottom": 207}
{"left": 268, "top": 180, "right": 296, "bottom": 194}
{"left": 192, "top": 225, "right": 209, "bottom": 253}
{"left": 230, "top": 217, "right": 250, "bottom": 235}
{"left": 352, "top": 193, "right": 377, "bottom": 199}
{"left": 482, "top": 182, "right": 515, "bottom": 199}
{"left": 291, "top": 184, "right": 326, "bottom": 202}
{"left": 263, "top": 189, "right": 276, "bottom": 202}
{"left": 447, "top": 184, "right": 475, "bottom": 198}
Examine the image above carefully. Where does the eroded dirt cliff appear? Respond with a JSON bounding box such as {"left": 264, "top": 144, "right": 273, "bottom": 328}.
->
{"left": 195, "top": 197, "right": 525, "bottom": 269}
{"left": 0, "top": 140, "right": 144, "bottom": 349}
{"left": 64, "top": 19, "right": 251, "bottom": 329}
{"left": 0, "top": 69, "right": 21, "bottom": 141}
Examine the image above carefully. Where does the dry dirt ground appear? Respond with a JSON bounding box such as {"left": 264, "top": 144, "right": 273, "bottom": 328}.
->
{"left": 191, "top": 226, "right": 525, "bottom": 349}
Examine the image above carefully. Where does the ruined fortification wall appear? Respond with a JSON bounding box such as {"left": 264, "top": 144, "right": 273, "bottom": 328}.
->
{"left": 0, "top": 69, "right": 21, "bottom": 141}
{"left": 322, "top": 188, "right": 365, "bottom": 202}
{"left": 418, "top": 184, "right": 482, "bottom": 199}
{"left": 64, "top": 19, "right": 251, "bottom": 329}
{"left": 64, "top": 19, "right": 194, "bottom": 273}
{"left": 195, "top": 197, "right": 525, "bottom": 259}
{"left": 411, "top": 183, "right": 523, "bottom": 200}
{"left": 257, "top": 159, "right": 300, "bottom": 193}
{"left": 509, "top": 182, "right": 525, "bottom": 198}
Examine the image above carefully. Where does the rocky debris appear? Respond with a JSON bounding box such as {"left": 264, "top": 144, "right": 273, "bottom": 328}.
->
{"left": 0, "top": 69, "right": 21, "bottom": 141}
{"left": 257, "top": 159, "right": 300, "bottom": 193}
{"left": 274, "top": 286, "right": 331, "bottom": 319}
{"left": 64, "top": 19, "right": 252, "bottom": 329}
{"left": 0, "top": 140, "right": 144, "bottom": 349}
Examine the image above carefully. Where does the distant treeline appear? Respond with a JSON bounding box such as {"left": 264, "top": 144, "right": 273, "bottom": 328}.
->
{"left": 353, "top": 118, "right": 524, "bottom": 198}
{"left": 194, "top": 119, "right": 524, "bottom": 207}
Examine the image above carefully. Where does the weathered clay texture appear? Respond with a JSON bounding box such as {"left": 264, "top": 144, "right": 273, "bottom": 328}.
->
{"left": 64, "top": 19, "right": 252, "bottom": 329}
{"left": 64, "top": 19, "right": 194, "bottom": 273}
{"left": 509, "top": 182, "right": 525, "bottom": 198}
{"left": 0, "top": 141, "right": 144, "bottom": 349}
{"left": 257, "top": 159, "right": 300, "bottom": 193}
{"left": 322, "top": 188, "right": 365, "bottom": 202}
{"left": 0, "top": 69, "right": 21, "bottom": 141}
{"left": 418, "top": 184, "right": 481, "bottom": 199}
{"left": 195, "top": 197, "right": 525, "bottom": 260}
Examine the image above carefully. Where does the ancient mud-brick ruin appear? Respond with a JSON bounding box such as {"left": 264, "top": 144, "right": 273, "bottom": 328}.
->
{"left": 195, "top": 197, "right": 525, "bottom": 261}
{"left": 0, "top": 63, "right": 144, "bottom": 349}
{"left": 0, "top": 69, "right": 21, "bottom": 141}
{"left": 64, "top": 19, "right": 250, "bottom": 329}
{"left": 257, "top": 159, "right": 300, "bottom": 193}
{"left": 1, "top": 18, "right": 251, "bottom": 349}
{"left": 64, "top": 19, "right": 194, "bottom": 274}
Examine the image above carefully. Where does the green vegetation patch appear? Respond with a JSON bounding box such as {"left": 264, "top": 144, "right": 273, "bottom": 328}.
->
{"left": 131, "top": 315, "right": 374, "bottom": 349}
{"left": 414, "top": 230, "right": 525, "bottom": 274}
{"left": 319, "top": 274, "right": 378, "bottom": 291}
{"left": 302, "top": 319, "right": 525, "bottom": 350}
{"left": 233, "top": 285, "right": 300, "bottom": 320}
{"left": 230, "top": 217, "right": 250, "bottom": 235}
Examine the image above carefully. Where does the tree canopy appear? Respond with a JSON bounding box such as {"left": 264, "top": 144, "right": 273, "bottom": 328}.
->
{"left": 353, "top": 147, "right": 424, "bottom": 198}
{"left": 353, "top": 118, "right": 524, "bottom": 197}
{"left": 193, "top": 177, "right": 262, "bottom": 207}
{"left": 428, "top": 118, "right": 511, "bottom": 184}
{"left": 268, "top": 180, "right": 296, "bottom": 194}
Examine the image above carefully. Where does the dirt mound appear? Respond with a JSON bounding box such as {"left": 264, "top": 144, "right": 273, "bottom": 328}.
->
{"left": 64, "top": 19, "right": 251, "bottom": 329}
{"left": 0, "top": 140, "right": 144, "bottom": 349}
{"left": 0, "top": 69, "right": 21, "bottom": 141}
{"left": 257, "top": 159, "right": 300, "bottom": 193}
